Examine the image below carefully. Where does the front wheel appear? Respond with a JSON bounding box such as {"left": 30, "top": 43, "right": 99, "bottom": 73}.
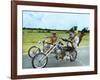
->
{"left": 70, "top": 50, "right": 77, "bottom": 62}
{"left": 32, "top": 53, "right": 48, "bottom": 68}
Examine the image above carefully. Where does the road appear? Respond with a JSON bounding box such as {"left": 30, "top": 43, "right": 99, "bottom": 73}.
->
{"left": 22, "top": 47, "right": 90, "bottom": 69}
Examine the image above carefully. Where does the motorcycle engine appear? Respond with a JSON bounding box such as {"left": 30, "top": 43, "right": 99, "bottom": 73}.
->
{"left": 56, "top": 49, "right": 62, "bottom": 54}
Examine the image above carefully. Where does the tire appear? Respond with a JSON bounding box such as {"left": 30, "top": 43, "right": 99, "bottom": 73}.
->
{"left": 70, "top": 50, "right": 77, "bottom": 62}
{"left": 32, "top": 53, "right": 48, "bottom": 68}
{"left": 28, "top": 46, "right": 41, "bottom": 58}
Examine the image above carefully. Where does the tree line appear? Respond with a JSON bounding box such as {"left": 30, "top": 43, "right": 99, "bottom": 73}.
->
{"left": 23, "top": 26, "right": 90, "bottom": 33}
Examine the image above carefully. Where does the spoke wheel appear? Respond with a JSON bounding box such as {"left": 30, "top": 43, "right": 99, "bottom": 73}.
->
{"left": 32, "top": 53, "right": 48, "bottom": 68}
{"left": 70, "top": 50, "right": 77, "bottom": 62}
{"left": 28, "top": 46, "right": 41, "bottom": 58}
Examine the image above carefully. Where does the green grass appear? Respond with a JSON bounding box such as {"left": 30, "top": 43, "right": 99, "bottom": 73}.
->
{"left": 23, "top": 29, "right": 89, "bottom": 54}
{"left": 78, "top": 33, "right": 89, "bottom": 47}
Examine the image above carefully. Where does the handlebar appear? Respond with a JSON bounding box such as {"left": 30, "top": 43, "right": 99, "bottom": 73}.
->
{"left": 60, "top": 38, "right": 74, "bottom": 48}
{"left": 61, "top": 38, "right": 72, "bottom": 43}
{"left": 38, "top": 37, "right": 73, "bottom": 46}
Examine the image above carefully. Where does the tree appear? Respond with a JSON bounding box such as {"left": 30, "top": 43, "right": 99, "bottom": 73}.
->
{"left": 46, "top": 29, "right": 50, "bottom": 33}
{"left": 81, "top": 27, "right": 89, "bottom": 33}
{"left": 69, "top": 26, "right": 78, "bottom": 32}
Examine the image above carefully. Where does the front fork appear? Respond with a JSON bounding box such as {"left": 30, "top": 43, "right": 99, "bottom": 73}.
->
{"left": 39, "top": 44, "right": 56, "bottom": 62}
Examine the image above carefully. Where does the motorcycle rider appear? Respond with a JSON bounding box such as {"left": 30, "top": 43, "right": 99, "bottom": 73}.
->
{"left": 44, "top": 32, "right": 58, "bottom": 52}
{"left": 61, "top": 27, "right": 86, "bottom": 60}
{"left": 61, "top": 30, "right": 79, "bottom": 60}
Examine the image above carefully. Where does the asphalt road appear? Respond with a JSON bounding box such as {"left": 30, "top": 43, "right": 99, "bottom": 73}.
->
{"left": 22, "top": 47, "right": 90, "bottom": 69}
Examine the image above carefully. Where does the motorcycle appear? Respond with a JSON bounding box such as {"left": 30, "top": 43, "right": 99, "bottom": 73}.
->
{"left": 28, "top": 38, "right": 77, "bottom": 68}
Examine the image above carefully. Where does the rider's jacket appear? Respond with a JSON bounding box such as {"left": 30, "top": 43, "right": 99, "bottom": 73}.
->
{"left": 67, "top": 36, "right": 79, "bottom": 49}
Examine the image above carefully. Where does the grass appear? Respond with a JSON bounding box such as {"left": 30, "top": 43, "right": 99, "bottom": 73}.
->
{"left": 23, "top": 29, "right": 89, "bottom": 54}
{"left": 79, "top": 33, "right": 89, "bottom": 47}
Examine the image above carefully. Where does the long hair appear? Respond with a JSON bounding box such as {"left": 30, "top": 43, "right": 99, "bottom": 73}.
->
{"left": 78, "top": 32, "right": 85, "bottom": 46}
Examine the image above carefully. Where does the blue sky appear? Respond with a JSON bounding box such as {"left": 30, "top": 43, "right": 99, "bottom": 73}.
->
{"left": 22, "top": 11, "right": 90, "bottom": 30}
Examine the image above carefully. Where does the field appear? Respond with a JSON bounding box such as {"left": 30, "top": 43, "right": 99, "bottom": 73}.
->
{"left": 22, "top": 29, "right": 89, "bottom": 54}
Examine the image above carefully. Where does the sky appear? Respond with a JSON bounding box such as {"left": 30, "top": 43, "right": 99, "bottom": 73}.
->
{"left": 22, "top": 10, "right": 90, "bottom": 30}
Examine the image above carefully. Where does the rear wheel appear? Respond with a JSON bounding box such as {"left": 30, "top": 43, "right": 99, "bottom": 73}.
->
{"left": 28, "top": 46, "right": 41, "bottom": 58}
{"left": 70, "top": 50, "right": 77, "bottom": 62}
{"left": 32, "top": 53, "right": 48, "bottom": 68}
